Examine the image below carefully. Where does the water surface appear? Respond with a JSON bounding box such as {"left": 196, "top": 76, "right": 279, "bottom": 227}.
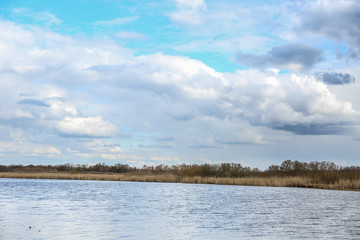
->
{"left": 0, "top": 178, "right": 359, "bottom": 239}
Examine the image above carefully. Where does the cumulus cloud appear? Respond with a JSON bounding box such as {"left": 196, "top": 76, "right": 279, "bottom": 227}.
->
{"left": 295, "top": 0, "right": 360, "bottom": 59}
{"left": 83, "top": 51, "right": 359, "bottom": 136}
{"left": 237, "top": 43, "right": 324, "bottom": 71}
{"left": 57, "top": 116, "right": 120, "bottom": 138}
{"left": 89, "top": 52, "right": 224, "bottom": 101}
{"left": 223, "top": 70, "right": 359, "bottom": 135}
{"left": 168, "top": 0, "right": 206, "bottom": 26}
{"left": 32, "top": 146, "right": 61, "bottom": 156}
{"left": 1, "top": 16, "right": 360, "bottom": 169}
{"left": 315, "top": 72, "right": 355, "bottom": 85}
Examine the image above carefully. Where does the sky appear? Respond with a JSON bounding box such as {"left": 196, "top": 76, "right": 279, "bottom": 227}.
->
{"left": 0, "top": 0, "right": 360, "bottom": 169}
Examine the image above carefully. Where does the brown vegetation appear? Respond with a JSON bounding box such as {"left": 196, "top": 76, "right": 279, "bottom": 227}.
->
{"left": 0, "top": 160, "right": 359, "bottom": 190}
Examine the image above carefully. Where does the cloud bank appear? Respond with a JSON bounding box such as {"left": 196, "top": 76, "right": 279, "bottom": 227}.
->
{"left": 1, "top": 0, "right": 360, "bottom": 167}
{"left": 1, "top": 19, "right": 357, "bottom": 141}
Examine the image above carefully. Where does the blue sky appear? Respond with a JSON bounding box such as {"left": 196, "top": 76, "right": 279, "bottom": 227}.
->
{"left": 0, "top": 0, "right": 360, "bottom": 169}
{"left": 1, "top": 0, "right": 286, "bottom": 72}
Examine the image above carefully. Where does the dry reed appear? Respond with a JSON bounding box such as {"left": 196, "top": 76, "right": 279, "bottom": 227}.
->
{"left": 1, "top": 172, "right": 359, "bottom": 191}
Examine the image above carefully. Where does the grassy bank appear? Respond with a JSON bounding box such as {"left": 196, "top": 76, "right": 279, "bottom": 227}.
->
{"left": 1, "top": 171, "right": 359, "bottom": 191}
{"left": 1, "top": 160, "right": 359, "bottom": 190}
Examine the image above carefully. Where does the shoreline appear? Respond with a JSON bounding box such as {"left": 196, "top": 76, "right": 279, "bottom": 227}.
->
{"left": 1, "top": 172, "right": 359, "bottom": 191}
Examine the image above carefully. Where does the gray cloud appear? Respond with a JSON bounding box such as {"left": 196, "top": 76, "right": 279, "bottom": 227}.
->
{"left": 272, "top": 124, "right": 350, "bottom": 136}
{"left": 315, "top": 72, "right": 355, "bottom": 85}
{"left": 189, "top": 145, "right": 221, "bottom": 149}
{"left": 138, "top": 144, "right": 174, "bottom": 149}
{"left": 237, "top": 44, "right": 323, "bottom": 71}
{"left": 17, "top": 99, "right": 50, "bottom": 107}
{"left": 295, "top": 1, "right": 360, "bottom": 59}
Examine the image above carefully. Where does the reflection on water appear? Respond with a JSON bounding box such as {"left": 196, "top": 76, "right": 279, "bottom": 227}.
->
{"left": 0, "top": 178, "right": 359, "bottom": 239}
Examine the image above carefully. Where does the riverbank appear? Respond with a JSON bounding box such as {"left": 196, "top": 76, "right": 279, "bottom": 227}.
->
{"left": 1, "top": 171, "right": 359, "bottom": 191}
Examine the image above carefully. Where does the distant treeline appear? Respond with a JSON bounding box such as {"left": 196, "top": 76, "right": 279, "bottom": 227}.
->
{"left": 1, "top": 160, "right": 359, "bottom": 184}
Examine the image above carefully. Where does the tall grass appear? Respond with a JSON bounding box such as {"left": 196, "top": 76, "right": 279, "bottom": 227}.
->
{"left": 1, "top": 160, "right": 359, "bottom": 190}
{"left": 1, "top": 172, "right": 359, "bottom": 190}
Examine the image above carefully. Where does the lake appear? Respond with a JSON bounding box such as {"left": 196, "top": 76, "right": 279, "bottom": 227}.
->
{"left": 0, "top": 178, "right": 359, "bottom": 239}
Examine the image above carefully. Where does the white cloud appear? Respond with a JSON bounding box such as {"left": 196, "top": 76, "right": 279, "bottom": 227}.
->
{"left": 87, "top": 49, "right": 359, "bottom": 135}
{"left": 1, "top": 19, "right": 358, "bottom": 139}
{"left": 75, "top": 153, "right": 97, "bottom": 159}
{"left": 38, "top": 146, "right": 61, "bottom": 154}
{"left": 1, "top": 15, "right": 360, "bottom": 167}
{"left": 66, "top": 147, "right": 78, "bottom": 153}
{"left": 222, "top": 70, "right": 359, "bottom": 134}
{"left": 100, "top": 153, "right": 141, "bottom": 161}
{"left": 57, "top": 116, "right": 120, "bottom": 138}
{"left": 93, "top": 17, "right": 138, "bottom": 27}
{"left": 32, "top": 146, "right": 61, "bottom": 157}
{"left": 150, "top": 156, "right": 172, "bottom": 161}
{"left": 173, "top": 0, "right": 205, "bottom": 9}
{"left": 1, "top": 109, "right": 34, "bottom": 120}
{"left": 109, "top": 146, "right": 124, "bottom": 153}
{"left": 172, "top": 36, "right": 270, "bottom": 54}
{"left": 114, "top": 31, "right": 149, "bottom": 41}
{"left": 168, "top": 0, "right": 206, "bottom": 26}
{"left": 12, "top": 8, "right": 62, "bottom": 26}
